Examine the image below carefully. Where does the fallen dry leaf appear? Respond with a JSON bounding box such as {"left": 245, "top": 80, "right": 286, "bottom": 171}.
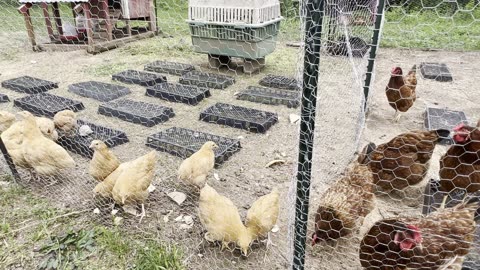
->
{"left": 167, "top": 191, "right": 186, "bottom": 206}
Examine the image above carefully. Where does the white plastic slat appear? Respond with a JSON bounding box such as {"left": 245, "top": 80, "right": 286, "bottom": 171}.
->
{"left": 188, "top": 2, "right": 280, "bottom": 24}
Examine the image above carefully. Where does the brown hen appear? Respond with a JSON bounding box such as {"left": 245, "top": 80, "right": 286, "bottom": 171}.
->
{"left": 439, "top": 121, "right": 480, "bottom": 205}
{"left": 386, "top": 65, "right": 417, "bottom": 122}
{"left": 361, "top": 129, "right": 450, "bottom": 193}
{"left": 312, "top": 162, "right": 375, "bottom": 244}
{"left": 359, "top": 200, "right": 477, "bottom": 269}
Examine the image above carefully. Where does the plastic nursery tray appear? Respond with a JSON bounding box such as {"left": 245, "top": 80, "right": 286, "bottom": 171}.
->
{"left": 57, "top": 119, "right": 129, "bottom": 159}
{"left": 68, "top": 81, "right": 131, "bottom": 102}
{"left": 112, "top": 70, "right": 167, "bottom": 86}
{"left": 236, "top": 86, "right": 301, "bottom": 108}
{"left": 419, "top": 62, "right": 453, "bottom": 82}
{"left": 0, "top": 93, "right": 9, "bottom": 103}
{"left": 146, "top": 82, "right": 211, "bottom": 106}
{"left": 199, "top": 102, "right": 278, "bottom": 133}
{"left": 98, "top": 98, "right": 174, "bottom": 127}
{"left": 179, "top": 71, "right": 235, "bottom": 89}
{"left": 146, "top": 127, "right": 241, "bottom": 166}
{"left": 259, "top": 74, "right": 299, "bottom": 90}
{"left": 424, "top": 107, "right": 468, "bottom": 145}
{"left": 144, "top": 60, "right": 195, "bottom": 76}
{"left": 1, "top": 76, "right": 58, "bottom": 94}
{"left": 13, "top": 93, "right": 85, "bottom": 117}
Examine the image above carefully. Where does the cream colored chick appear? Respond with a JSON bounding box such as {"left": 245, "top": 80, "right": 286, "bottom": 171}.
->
{"left": 1, "top": 121, "right": 29, "bottom": 168}
{"left": 2, "top": 115, "right": 61, "bottom": 168}
{"left": 245, "top": 188, "right": 280, "bottom": 246}
{"left": 36, "top": 117, "right": 58, "bottom": 141}
{"left": 93, "top": 161, "right": 129, "bottom": 198}
{"left": 19, "top": 111, "right": 75, "bottom": 177}
{"left": 53, "top": 110, "right": 77, "bottom": 134}
{"left": 178, "top": 141, "right": 218, "bottom": 188}
{"left": 112, "top": 151, "right": 157, "bottom": 222}
{"left": 0, "top": 111, "right": 15, "bottom": 133}
{"left": 89, "top": 140, "right": 120, "bottom": 181}
{"left": 199, "top": 184, "right": 253, "bottom": 256}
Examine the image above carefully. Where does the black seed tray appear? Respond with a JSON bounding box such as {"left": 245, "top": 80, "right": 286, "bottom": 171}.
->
{"left": 68, "top": 81, "right": 131, "bottom": 102}
{"left": 199, "top": 102, "right": 278, "bottom": 133}
{"left": 98, "top": 98, "right": 174, "bottom": 127}
{"left": 13, "top": 93, "right": 85, "bottom": 117}
{"left": 112, "top": 70, "right": 167, "bottom": 86}
{"left": 144, "top": 61, "right": 195, "bottom": 76}
{"left": 424, "top": 107, "right": 468, "bottom": 145}
{"left": 1, "top": 76, "right": 58, "bottom": 94}
{"left": 146, "top": 127, "right": 241, "bottom": 166}
{"left": 420, "top": 62, "right": 453, "bottom": 82}
{"left": 146, "top": 82, "right": 211, "bottom": 106}
{"left": 236, "top": 86, "right": 301, "bottom": 108}
{"left": 0, "top": 93, "right": 9, "bottom": 103}
{"left": 179, "top": 71, "right": 235, "bottom": 89}
{"left": 259, "top": 74, "right": 299, "bottom": 90}
{"left": 57, "top": 119, "right": 129, "bottom": 159}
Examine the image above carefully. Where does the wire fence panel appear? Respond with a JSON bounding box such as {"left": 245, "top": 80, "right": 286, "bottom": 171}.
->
{"left": 0, "top": 0, "right": 479, "bottom": 269}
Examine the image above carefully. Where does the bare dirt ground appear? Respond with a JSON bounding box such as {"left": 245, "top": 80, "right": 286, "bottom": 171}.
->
{"left": 0, "top": 32, "right": 479, "bottom": 270}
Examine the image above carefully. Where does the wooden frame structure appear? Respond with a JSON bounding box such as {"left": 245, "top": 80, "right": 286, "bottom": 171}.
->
{"left": 18, "top": 0, "right": 157, "bottom": 54}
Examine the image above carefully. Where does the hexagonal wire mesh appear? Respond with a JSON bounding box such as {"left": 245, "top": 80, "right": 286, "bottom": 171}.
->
{"left": 0, "top": 0, "right": 479, "bottom": 269}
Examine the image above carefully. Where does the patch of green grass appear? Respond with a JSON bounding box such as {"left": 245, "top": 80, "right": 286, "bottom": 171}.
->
{"left": 83, "top": 62, "right": 131, "bottom": 76}
{"left": 95, "top": 226, "right": 131, "bottom": 259}
{"left": 120, "top": 36, "right": 194, "bottom": 58}
{"left": 382, "top": 8, "right": 480, "bottom": 50}
{"left": 0, "top": 184, "right": 28, "bottom": 206}
{"left": 0, "top": 222, "right": 10, "bottom": 234}
{"left": 135, "top": 241, "right": 185, "bottom": 270}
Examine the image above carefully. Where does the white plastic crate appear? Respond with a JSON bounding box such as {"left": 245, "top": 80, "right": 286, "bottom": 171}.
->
{"left": 188, "top": 0, "right": 281, "bottom": 25}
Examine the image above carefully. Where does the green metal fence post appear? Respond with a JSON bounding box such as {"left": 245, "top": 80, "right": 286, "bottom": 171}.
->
{"left": 292, "top": 0, "right": 324, "bottom": 269}
{"left": 363, "top": 0, "right": 386, "bottom": 110}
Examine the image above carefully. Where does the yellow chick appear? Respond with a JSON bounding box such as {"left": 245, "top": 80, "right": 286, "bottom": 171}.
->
{"left": 2, "top": 116, "right": 59, "bottom": 168}
{"left": 36, "top": 117, "right": 58, "bottom": 141}
{"left": 1, "top": 121, "right": 28, "bottom": 168}
{"left": 53, "top": 110, "right": 77, "bottom": 134}
{"left": 112, "top": 151, "right": 157, "bottom": 222}
{"left": 245, "top": 188, "right": 280, "bottom": 245}
{"left": 0, "top": 111, "right": 15, "bottom": 133}
{"left": 178, "top": 141, "right": 218, "bottom": 188}
{"left": 199, "top": 184, "right": 252, "bottom": 256}
{"left": 89, "top": 140, "right": 120, "bottom": 181}
{"left": 93, "top": 161, "right": 128, "bottom": 198}
{"left": 18, "top": 111, "right": 75, "bottom": 177}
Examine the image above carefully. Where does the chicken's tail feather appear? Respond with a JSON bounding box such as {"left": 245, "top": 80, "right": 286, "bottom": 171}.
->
{"left": 358, "top": 142, "right": 376, "bottom": 165}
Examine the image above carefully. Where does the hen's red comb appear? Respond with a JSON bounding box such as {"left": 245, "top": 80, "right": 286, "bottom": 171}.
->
{"left": 453, "top": 123, "right": 466, "bottom": 132}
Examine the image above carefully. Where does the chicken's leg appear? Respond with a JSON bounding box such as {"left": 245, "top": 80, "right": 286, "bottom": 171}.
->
{"left": 439, "top": 195, "right": 448, "bottom": 209}
{"left": 221, "top": 241, "right": 233, "bottom": 252}
{"left": 138, "top": 203, "right": 146, "bottom": 223}
{"left": 393, "top": 110, "right": 401, "bottom": 122}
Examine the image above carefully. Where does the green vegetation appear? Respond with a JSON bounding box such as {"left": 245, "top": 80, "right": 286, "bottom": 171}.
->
{"left": 0, "top": 0, "right": 478, "bottom": 50}
{"left": 95, "top": 227, "right": 131, "bottom": 259}
{"left": 38, "top": 229, "right": 96, "bottom": 270}
{"left": 135, "top": 241, "right": 185, "bottom": 270}
{"left": 0, "top": 184, "right": 185, "bottom": 269}
{"left": 381, "top": 7, "right": 480, "bottom": 50}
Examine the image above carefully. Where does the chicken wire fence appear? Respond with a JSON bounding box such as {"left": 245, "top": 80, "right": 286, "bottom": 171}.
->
{"left": 0, "top": 0, "right": 479, "bottom": 269}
